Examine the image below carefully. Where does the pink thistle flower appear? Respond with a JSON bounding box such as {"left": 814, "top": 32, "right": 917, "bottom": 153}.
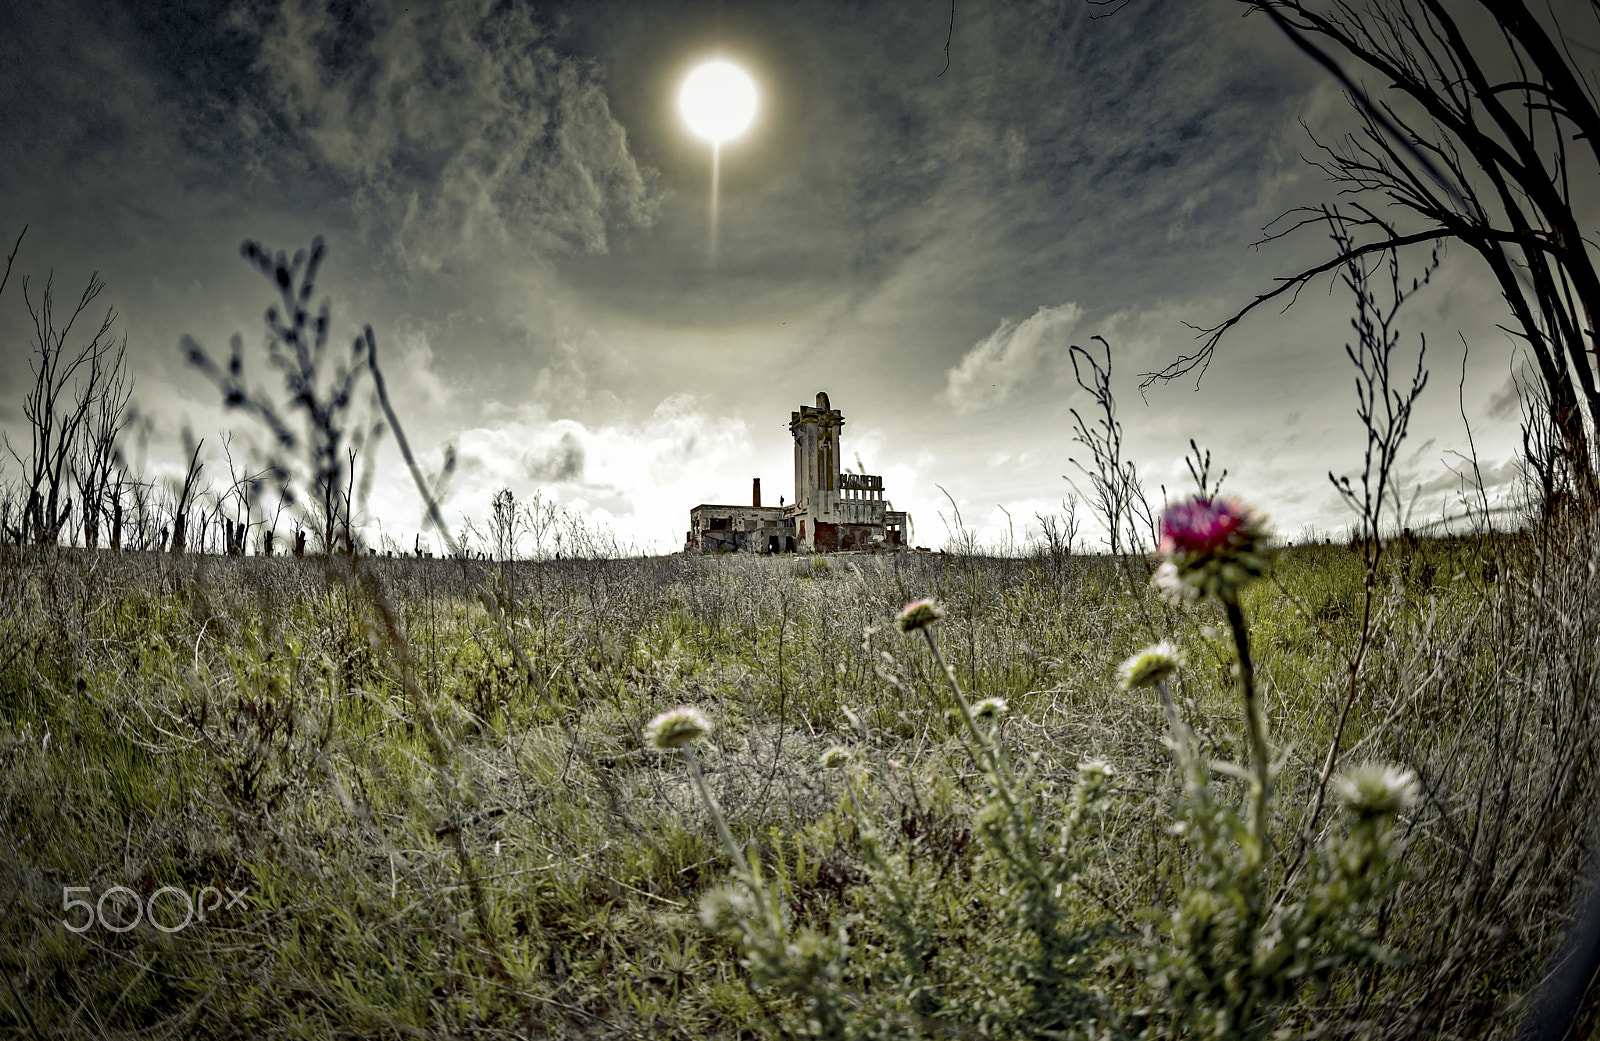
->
{"left": 896, "top": 598, "right": 946, "bottom": 632}
{"left": 1155, "top": 497, "right": 1275, "bottom": 603}
{"left": 1160, "top": 498, "right": 1255, "bottom": 556}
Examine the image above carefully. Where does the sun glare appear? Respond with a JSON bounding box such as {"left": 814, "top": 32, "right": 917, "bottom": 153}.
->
{"left": 679, "top": 60, "right": 758, "bottom": 145}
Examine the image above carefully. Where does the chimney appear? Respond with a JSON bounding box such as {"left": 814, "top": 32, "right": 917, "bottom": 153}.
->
{"left": 752, "top": 478, "right": 762, "bottom": 508}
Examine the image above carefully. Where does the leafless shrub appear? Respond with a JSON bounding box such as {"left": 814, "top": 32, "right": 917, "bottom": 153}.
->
{"left": 1034, "top": 494, "right": 1081, "bottom": 580}
{"left": 5, "top": 263, "right": 131, "bottom": 547}
{"left": 1122, "top": 0, "right": 1600, "bottom": 504}
{"left": 183, "top": 237, "right": 378, "bottom": 555}
{"left": 168, "top": 435, "right": 206, "bottom": 555}
{"left": 1326, "top": 212, "right": 1434, "bottom": 573}
{"left": 1066, "top": 335, "right": 1154, "bottom": 558}
{"left": 1277, "top": 217, "right": 1433, "bottom": 911}
{"left": 70, "top": 339, "right": 133, "bottom": 551}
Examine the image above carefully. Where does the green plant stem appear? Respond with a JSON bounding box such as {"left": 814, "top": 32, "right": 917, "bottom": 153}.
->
{"left": 1224, "top": 594, "right": 1271, "bottom": 855}
{"left": 922, "top": 628, "right": 974, "bottom": 725}
{"left": 1155, "top": 678, "right": 1194, "bottom": 762}
{"left": 680, "top": 744, "right": 746, "bottom": 873}
{"left": 921, "top": 627, "right": 1015, "bottom": 792}
{"left": 1155, "top": 678, "right": 1181, "bottom": 736}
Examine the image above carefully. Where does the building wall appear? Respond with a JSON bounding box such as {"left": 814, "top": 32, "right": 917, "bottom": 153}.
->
{"left": 688, "top": 392, "right": 911, "bottom": 554}
{"left": 685, "top": 504, "right": 793, "bottom": 553}
{"left": 837, "top": 472, "right": 886, "bottom": 527}
{"left": 811, "top": 522, "right": 886, "bottom": 552}
{"left": 885, "top": 510, "right": 910, "bottom": 547}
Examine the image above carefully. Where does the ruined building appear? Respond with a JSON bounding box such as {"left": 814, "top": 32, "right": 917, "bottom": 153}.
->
{"left": 686, "top": 392, "right": 912, "bottom": 553}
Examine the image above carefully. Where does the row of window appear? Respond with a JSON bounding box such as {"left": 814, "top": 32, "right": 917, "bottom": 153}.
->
{"left": 703, "top": 516, "right": 796, "bottom": 531}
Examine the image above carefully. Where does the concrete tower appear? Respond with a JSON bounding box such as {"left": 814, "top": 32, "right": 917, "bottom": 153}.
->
{"left": 790, "top": 391, "right": 843, "bottom": 548}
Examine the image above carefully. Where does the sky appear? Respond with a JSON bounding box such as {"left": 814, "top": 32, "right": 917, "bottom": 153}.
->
{"left": 0, "top": 0, "right": 1589, "bottom": 555}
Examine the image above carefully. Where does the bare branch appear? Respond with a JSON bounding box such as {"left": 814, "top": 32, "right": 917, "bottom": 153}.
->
{"left": 0, "top": 226, "right": 24, "bottom": 302}
{"left": 1144, "top": 227, "right": 1445, "bottom": 388}
{"left": 939, "top": 0, "right": 954, "bottom": 76}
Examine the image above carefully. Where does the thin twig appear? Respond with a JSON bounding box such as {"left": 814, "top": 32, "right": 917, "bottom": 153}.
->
{"left": 0, "top": 225, "right": 25, "bottom": 302}
{"left": 939, "top": 0, "right": 954, "bottom": 76}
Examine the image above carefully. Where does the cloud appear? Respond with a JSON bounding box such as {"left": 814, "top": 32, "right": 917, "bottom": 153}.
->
{"left": 942, "top": 303, "right": 1083, "bottom": 412}
{"left": 360, "top": 394, "right": 759, "bottom": 553}
{"left": 1486, "top": 358, "right": 1541, "bottom": 422}
{"left": 523, "top": 431, "right": 585, "bottom": 483}
{"left": 381, "top": 326, "right": 450, "bottom": 408}
{"left": 244, "top": 0, "right": 661, "bottom": 269}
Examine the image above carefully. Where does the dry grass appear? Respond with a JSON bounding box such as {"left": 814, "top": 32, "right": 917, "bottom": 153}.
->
{"left": 0, "top": 517, "right": 1595, "bottom": 1038}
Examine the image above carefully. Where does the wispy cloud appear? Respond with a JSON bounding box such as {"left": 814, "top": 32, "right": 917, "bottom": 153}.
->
{"left": 942, "top": 303, "right": 1083, "bottom": 412}
{"left": 367, "top": 394, "right": 756, "bottom": 553}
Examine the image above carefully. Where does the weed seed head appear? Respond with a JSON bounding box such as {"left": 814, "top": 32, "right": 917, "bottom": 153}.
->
{"left": 1077, "top": 758, "right": 1115, "bottom": 791}
{"left": 973, "top": 697, "right": 1008, "bottom": 720}
{"left": 699, "top": 884, "right": 754, "bottom": 932}
{"left": 1333, "top": 762, "right": 1418, "bottom": 818}
{"left": 646, "top": 706, "right": 712, "bottom": 751}
{"left": 1155, "top": 497, "right": 1275, "bottom": 602}
{"left": 1118, "top": 641, "right": 1184, "bottom": 690}
{"left": 896, "top": 598, "right": 946, "bottom": 632}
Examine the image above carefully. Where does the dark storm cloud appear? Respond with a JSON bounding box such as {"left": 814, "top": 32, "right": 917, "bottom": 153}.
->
{"left": 0, "top": 0, "right": 666, "bottom": 421}
{"left": 545, "top": 0, "right": 1314, "bottom": 352}
{"left": 0, "top": 1, "right": 660, "bottom": 265}
{"left": 0, "top": 0, "right": 1562, "bottom": 552}
{"left": 921, "top": 3, "right": 1318, "bottom": 316}
{"left": 232, "top": 0, "right": 662, "bottom": 270}
{"left": 522, "top": 431, "right": 585, "bottom": 484}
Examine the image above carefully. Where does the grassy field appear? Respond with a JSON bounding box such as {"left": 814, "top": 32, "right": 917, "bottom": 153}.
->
{"left": 0, "top": 517, "right": 1596, "bottom": 1039}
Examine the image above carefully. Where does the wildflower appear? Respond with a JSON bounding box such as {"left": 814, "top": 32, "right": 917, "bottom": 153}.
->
{"left": 698, "top": 884, "right": 754, "bottom": 932}
{"left": 896, "top": 597, "right": 946, "bottom": 632}
{"left": 819, "top": 745, "right": 852, "bottom": 769}
{"left": 1117, "top": 641, "right": 1184, "bottom": 690}
{"left": 1077, "top": 758, "right": 1115, "bottom": 790}
{"left": 645, "top": 706, "right": 712, "bottom": 751}
{"left": 1155, "top": 496, "right": 1276, "bottom": 603}
{"left": 1333, "top": 762, "right": 1418, "bottom": 818}
{"left": 973, "top": 697, "right": 1008, "bottom": 721}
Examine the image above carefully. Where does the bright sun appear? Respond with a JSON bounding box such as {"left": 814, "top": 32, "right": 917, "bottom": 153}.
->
{"left": 679, "top": 61, "right": 758, "bottom": 145}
